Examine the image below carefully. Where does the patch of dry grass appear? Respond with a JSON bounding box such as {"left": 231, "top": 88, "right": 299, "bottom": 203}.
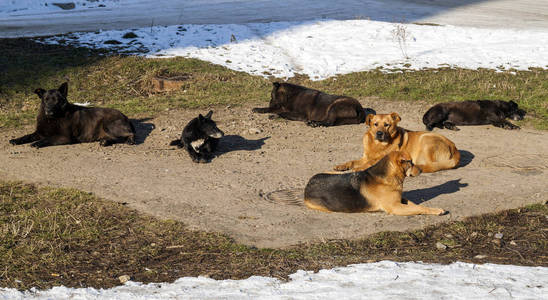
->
{"left": 1, "top": 181, "right": 546, "bottom": 290}
{"left": 1, "top": 38, "right": 547, "bottom": 129}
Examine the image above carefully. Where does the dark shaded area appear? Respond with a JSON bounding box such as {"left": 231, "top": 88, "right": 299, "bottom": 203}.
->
{"left": 457, "top": 150, "right": 474, "bottom": 168}
{"left": 404, "top": 179, "right": 468, "bottom": 204}
{"left": 1, "top": 181, "right": 546, "bottom": 291}
{"left": 216, "top": 135, "right": 269, "bottom": 156}
{"left": 0, "top": 38, "right": 107, "bottom": 94}
{"left": 131, "top": 118, "right": 155, "bottom": 145}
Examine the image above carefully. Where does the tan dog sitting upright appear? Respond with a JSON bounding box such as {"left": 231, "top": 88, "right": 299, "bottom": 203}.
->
{"left": 334, "top": 112, "right": 460, "bottom": 173}
{"left": 305, "top": 151, "right": 446, "bottom": 215}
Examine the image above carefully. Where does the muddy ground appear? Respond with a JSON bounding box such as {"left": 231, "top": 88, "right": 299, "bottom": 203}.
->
{"left": 1, "top": 98, "right": 547, "bottom": 248}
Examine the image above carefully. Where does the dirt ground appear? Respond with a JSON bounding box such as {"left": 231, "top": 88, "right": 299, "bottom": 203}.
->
{"left": 1, "top": 98, "right": 547, "bottom": 248}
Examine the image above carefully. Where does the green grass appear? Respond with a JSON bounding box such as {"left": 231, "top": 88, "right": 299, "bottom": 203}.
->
{"left": 1, "top": 181, "right": 546, "bottom": 290}
{"left": 1, "top": 38, "right": 547, "bottom": 129}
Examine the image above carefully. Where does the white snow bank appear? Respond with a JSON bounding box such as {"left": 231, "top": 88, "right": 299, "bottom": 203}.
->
{"left": 0, "top": 0, "right": 120, "bottom": 15}
{"left": 1, "top": 261, "right": 546, "bottom": 299}
{"left": 41, "top": 19, "right": 548, "bottom": 80}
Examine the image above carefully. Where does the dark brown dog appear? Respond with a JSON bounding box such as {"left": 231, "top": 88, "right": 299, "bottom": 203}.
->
{"left": 9, "top": 82, "right": 135, "bottom": 148}
{"left": 422, "top": 100, "right": 526, "bottom": 131}
{"left": 252, "top": 82, "right": 375, "bottom": 127}
{"left": 334, "top": 113, "right": 460, "bottom": 173}
{"left": 305, "top": 151, "right": 446, "bottom": 215}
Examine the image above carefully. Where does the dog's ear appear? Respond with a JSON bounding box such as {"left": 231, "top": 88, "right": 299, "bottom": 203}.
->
{"left": 365, "top": 113, "right": 374, "bottom": 126}
{"left": 205, "top": 110, "right": 213, "bottom": 119}
{"left": 198, "top": 114, "right": 205, "bottom": 122}
{"left": 34, "top": 88, "right": 46, "bottom": 99}
{"left": 509, "top": 100, "right": 518, "bottom": 107}
{"left": 390, "top": 112, "right": 401, "bottom": 122}
{"left": 58, "top": 82, "right": 68, "bottom": 98}
{"left": 273, "top": 82, "right": 280, "bottom": 89}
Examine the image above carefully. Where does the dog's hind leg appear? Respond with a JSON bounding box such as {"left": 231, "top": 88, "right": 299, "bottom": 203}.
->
{"left": 102, "top": 119, "right": 136, "bottom": 145}
{"left": 384, "top": 198, "right": 446, "bottom": 216}
{"left": 442, "top": 121, "right": 460, "bottom": 131}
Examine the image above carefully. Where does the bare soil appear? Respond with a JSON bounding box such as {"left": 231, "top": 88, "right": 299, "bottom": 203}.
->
{"left": 1, "top": 98, "right": 547, "bottom": 248}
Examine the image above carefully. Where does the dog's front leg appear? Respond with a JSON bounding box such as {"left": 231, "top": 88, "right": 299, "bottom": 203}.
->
{"left": 384, "top": 198, "right": 447, "bottom": 216}
{"left": 185, "top": 144, "right": 208, "bottom": 163}
{"left": 493, "top": 120, "right": 520, "bottom": 130}
{"left": 334, "top": 157, "right": 370, "bottom": 171}
{"left": 9, "top": 132, "right": 40, "bottom": 145}
{"left": 252, "top": 107, "right": 277, "bottom": 113}
{"left": 30, "top": 135, "right": 71, "bottom": 148}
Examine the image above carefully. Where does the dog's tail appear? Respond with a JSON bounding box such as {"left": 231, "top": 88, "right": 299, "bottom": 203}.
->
{"left": 262, "top": 188, "right": 304, "bottom": 206}
{"left": 169, "top": 139, "right": 182, "bottom": 147}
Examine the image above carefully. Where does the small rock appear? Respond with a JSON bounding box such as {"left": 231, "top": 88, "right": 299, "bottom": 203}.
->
{"left": 122, "top": 32, "right": 138, "bottom": 39}
{"left": 104, "top": 39, "right": 122, "bottom": 45}
{"left": 470, "top": 232, "right": 478, "bottom": 237}
{"left": 474, "top": 255, "right": 487, "bottom": 259}
{"left": 248, "top": 128, "right": 262, "bottom": 134}
{"left": 435, "top": 242, "right": 447, "bottom": 250}
{"left": 487, "top": 232, "right": 493, "bottom": 237}
{"left": 444, "top": 234, "right": 454, "bottom": 239}
{"left": 118, "top": 275, "right": 131, "bottom": 284}
{"left": 510, "top": 240, "right": 517, "bottom": 246}
{"left": 494, "top": 233, "right": 503, "bottom": 239}
{"left": 52, "top": 2, "right": 75, "bottom": 10}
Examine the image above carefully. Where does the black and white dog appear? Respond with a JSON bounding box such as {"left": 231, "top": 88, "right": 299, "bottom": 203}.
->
{"left": 170, "top": 111, "right": 224, "bottom": 163}
{"left": 423, "top": 100, "right": 526, "bottom": 131}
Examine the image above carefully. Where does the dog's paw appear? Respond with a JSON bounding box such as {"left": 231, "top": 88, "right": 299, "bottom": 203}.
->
{"left": 333, "top": 164, "right": 350, "bottom": 171}
{"left": 30, "top": 141, "right": 44, "bottom": 148}
{"left": 198, "top": 158, "right": 210, "bottom": 163}
{"left": 307, "top": 121, "right": 322, "bottom": 127}
{"left": 437, "top": 209, "right": 449, "bottom": 216}
{"left": 99, "top": 139, "right": 113, "bottom": 147}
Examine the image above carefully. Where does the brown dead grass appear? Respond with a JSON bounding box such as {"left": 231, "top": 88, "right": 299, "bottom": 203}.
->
{"left": 1, "top": 181, "right": 546, "bottom": 290}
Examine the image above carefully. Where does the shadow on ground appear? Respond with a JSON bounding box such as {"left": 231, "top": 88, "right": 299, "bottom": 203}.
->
{"left": 404, "top": 179, "right": 468, "bottom": 204}
{"left": 131, "top": 118, "right": 155, "bottom": 145}
{"left": 217, "top": 135, "right": 269, "bottom": 156}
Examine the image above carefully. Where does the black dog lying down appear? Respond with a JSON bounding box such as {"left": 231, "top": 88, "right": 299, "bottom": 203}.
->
{"left": 423, "top": 100, "right": 525, "bottom": 131}
{"left": 253, "top": 82, "right": 375, "bottom": 127}
{"left": 170, "top": 111, "right": 224, "bottom": 163}
{"left": 9, "top": 82, "right": 135, "bottom": 148}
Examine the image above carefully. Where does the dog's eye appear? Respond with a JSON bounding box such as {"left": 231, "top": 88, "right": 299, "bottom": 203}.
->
{"left": 374, "top": 123, "right": 378, "bottom": 126}
{"left": 384, "top": 123, "right": 389, "bottom": 127}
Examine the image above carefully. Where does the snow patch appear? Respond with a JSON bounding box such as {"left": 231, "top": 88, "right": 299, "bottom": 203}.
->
{"left": 40, "top": 19, "right": 548, "bottom": 80}
{"left": 1, "top": 261, "right": 546, "bottom": 299}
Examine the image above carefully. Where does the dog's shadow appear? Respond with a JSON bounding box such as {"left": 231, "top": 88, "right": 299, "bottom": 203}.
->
{"left": 216, "top": 135, "right": 270, "bottom": 156}
{"left": 458, "top": 150, "right": 474, "bottom": 168}
{"left": 403, "top": 179, "right": 468, "bottom": 204}
{"left": 131, "top": 118, "right": 155, "bottom": 145}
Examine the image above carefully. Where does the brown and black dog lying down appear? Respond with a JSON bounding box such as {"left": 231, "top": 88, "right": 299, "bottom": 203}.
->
{"left": 334, "top": 113, "right": 460, "bottom": 173}
{"left": 9, "top": 82, "right": 135, "bottom": 148}
{"left": 305, "top": 151, "right": 446, "bottom": 215}
{"left": 422, "top": 100, "right": 526, "bottom": 131}
{"left": 252, "top": 82, "right": 375, "bottom": 127}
